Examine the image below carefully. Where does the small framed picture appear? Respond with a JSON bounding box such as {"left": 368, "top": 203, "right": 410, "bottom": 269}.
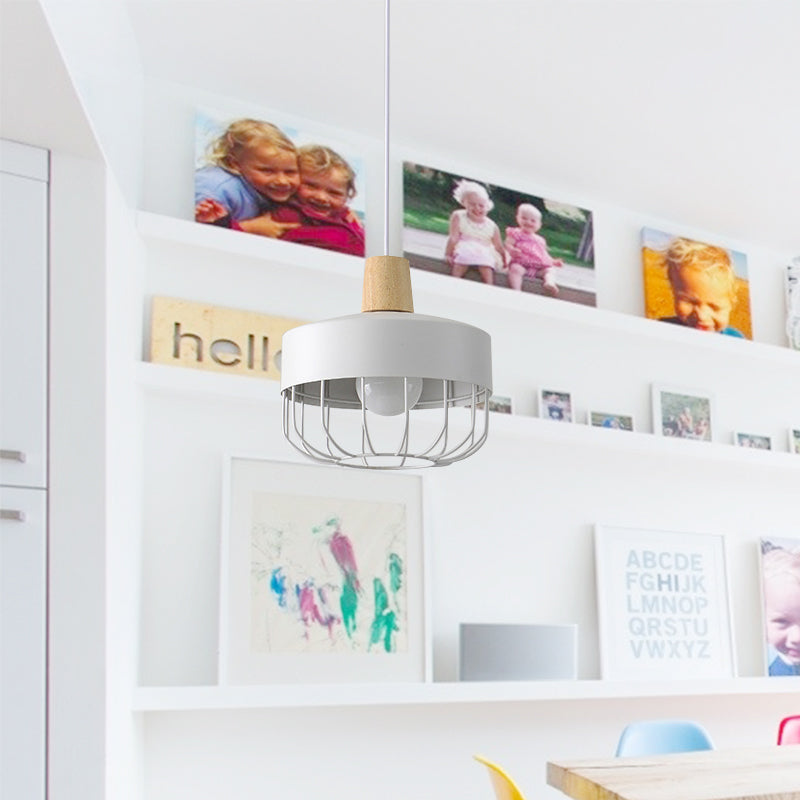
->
{"left": 641, "top": 227, "right": 752, "bottom": 339}
{"left": 219, "top": 456, "right": 429, "bottom": 685}
{"left": 588, "top": 411, "right": 634, "bottom": 432}
{"left": 759, "top": 536, "right": 800, "bottom": 676}
{"left": 651, "top": 384, "right": 714, "bottom": 441}
{"left": 595, "top": 525, "right": 735, "bottom": 680}
{"left": 789, "top": 428, "right": 800, "bottom": 454}
{"left": 476, "top": 394, "right": 514, "bottom": 414}
{"left": 733, "top": 432, "right": 772, "bottom": 450}
{"left": 539, "top": 389, "right": 574, "bottom": 423}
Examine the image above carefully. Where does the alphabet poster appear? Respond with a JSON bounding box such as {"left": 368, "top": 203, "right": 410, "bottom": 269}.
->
{"left": 594, "top": 525, "right": 734, "bottom": 680}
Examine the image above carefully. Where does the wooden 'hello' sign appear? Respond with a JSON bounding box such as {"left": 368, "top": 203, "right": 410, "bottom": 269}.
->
{"left": 149, "top": 296, "right": 303, "bottom": 380}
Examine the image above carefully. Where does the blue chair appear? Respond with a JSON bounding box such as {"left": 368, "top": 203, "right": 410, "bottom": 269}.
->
{"left": 615, "top": 719, "right": 714, "bottom": 757}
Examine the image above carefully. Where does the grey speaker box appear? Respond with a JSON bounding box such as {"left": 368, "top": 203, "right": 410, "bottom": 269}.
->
{"left": 459, "top": 623, "right": 578, "bottom": 681}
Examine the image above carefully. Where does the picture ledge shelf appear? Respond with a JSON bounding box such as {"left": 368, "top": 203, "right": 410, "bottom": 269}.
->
{"left": 137, "top": 211, "right": 799, "bottom": 367}
{"left": 132, "top": 676, "right": 800, "bottom": 712}
{"left": 136, "top": 362, "right": 800, "bottom": 468}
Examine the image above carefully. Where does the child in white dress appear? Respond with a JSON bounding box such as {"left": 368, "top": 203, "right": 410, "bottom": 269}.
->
{"left": 444, "top": 180, "right": 505, "bottom": 285}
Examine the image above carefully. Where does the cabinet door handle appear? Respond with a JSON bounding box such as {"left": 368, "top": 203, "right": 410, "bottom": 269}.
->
{"left": 0, "top": 509, "right": 26, "bottom": 522}
{"left": 0, "top": 449, "right": 27, "bottom": 462}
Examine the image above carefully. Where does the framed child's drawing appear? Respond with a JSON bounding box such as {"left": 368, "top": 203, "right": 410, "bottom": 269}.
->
{"left": 588, "top": 411, "right": 634, "bottom": 432}
{"left": 194, "top": 106, "right": 366, "bottom": 257}
{"left": 539, "top": 389, "right": 574, "bottom": 423}
{"left": 759, "top": 536, "right": 800, "bottom": 677}
{"left": 651, "top": 384, "right": 714, "bottom": 442}
{"left": 641, "top": 227, "right": 752, "bottom": 339}
{"left": 594, "top": 525, "right": 735, "bottom": 680}
{"left": 219, "top": 456, "right": 429, "bottom": 685}
{"left": 402, "top": 160, "right": 596, "bottom": 305}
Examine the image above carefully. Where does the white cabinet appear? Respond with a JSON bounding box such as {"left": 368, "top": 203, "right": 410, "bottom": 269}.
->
{"left": 0, "top": 486, "right": 46, "bottom": 800}
{"left": 0, "top": 140, "right": 48, "bottom": 489}
{"left": 0, "top": 139, "right": 48, "bottom": 800}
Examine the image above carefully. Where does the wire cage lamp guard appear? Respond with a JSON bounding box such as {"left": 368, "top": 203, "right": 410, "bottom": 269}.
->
{"left": 278, "top": 2, "right": 493, "bottom": 469}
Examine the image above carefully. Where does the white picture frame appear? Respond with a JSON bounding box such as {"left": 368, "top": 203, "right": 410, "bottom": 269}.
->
{"left": 733, "top": 431, "right": 772, "bottom": 450}
{"left": 474, "top": 394, "right": 514, "bottom": 414}
{"left": 594, "top": 524, "right": 735, "bottom": 680}
{"left": 789, "top": 428, "right": 800, "bottom": 455}
{"left": 219, "top": 456, "right": 429, "bottom": 685}
{"left": 539, "top": 388, "right": 574, "bottom": 423}
{"left": 759, "top": 536, "right": 800, "bottom": 677}
{"left": 588, "top": 410, "right": 634, "bottom": 432}
{"left": 651, "top": 383, "right": 715, "bottom": 441}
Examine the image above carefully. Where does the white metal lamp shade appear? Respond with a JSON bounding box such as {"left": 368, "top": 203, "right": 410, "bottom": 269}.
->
{"left": 280, "top": 257, "right": 492, "bottom": 468}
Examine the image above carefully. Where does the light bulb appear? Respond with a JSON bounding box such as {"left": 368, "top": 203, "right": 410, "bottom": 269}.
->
{"left": 355, "top": 376, "right": 423, "bottom": 416}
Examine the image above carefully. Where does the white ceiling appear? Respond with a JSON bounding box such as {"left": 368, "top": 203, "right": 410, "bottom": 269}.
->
{"left": 9, "top": 0, "right": 800, "bottom": 256}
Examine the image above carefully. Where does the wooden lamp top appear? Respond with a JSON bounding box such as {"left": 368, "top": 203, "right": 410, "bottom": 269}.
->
{"left": 361, "top": 255, "right": 414, "bottom": 313}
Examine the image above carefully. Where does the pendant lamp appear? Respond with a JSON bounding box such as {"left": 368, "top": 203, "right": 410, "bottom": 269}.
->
{"left": 279, "top": 0, "right": 493, "bottom": 469}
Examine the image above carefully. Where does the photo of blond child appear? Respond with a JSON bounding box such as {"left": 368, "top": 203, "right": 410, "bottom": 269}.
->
{"left": 194, "top": 109, "right": 366, "bottom": 257}
{"left": 444, "top": 179, "right": 506, "bottom": 285}
{"left": 641, "top": 227, "right": 752, "bottom": 339}
{"left": 760, "top": 538, "right": 800, "bottom": 676}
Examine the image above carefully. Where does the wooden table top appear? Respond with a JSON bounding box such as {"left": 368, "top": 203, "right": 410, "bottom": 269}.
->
{"left": 547, "top": 745, "right": 800, "bottom": 800}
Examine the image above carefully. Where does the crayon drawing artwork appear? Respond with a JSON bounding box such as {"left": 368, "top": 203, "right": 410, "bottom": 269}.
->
{"left": 251, "top": 493, "right": 409, "bottom": 656}
{"left": 220, "top": 457, "right": 427, "bottom": 684}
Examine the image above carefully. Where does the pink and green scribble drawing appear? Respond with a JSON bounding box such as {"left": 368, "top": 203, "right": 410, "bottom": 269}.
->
{"left": 250, "top": 493, "right": 409, "bottom": 656}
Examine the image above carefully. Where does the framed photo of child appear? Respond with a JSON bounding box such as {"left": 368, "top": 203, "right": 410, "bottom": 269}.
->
{"left": 194, "top": 106, "right": 366, "bottom": 257}
{"left": 759, "top": 536, "right": 800, "bottom": 677}
{"left": 588, "top": 411, "right": 634, "bottom": 432}
{"left": 402, "top": 160, "right": 596, "bottom": 306}
{"left": 641, "top": 227, "right": 752, "bottom": 339}
{"left": 789, "top": 428, "right": 800, "bottom": 454}
{"left": 476, "top": 394, "right": 514, "bottom": 414}
{"left": 539, "top": 389, "right": 574, "bottom": 423}
{"left": 733, "top": 432, "right": 772, "bottom": 450}
{"left": 651, "top": 384, "right": 714, "bottom": 442}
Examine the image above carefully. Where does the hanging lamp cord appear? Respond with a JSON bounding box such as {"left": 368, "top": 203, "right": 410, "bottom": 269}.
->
{"left": 383, "top": 0, "right": 391, "bottom": 255}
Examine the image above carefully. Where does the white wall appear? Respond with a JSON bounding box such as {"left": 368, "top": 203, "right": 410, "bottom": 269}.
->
{"left": 48, "top": 151, "right": 108, "bottom": 800}
{"left": 133, "top": 80, "right": 800, "bottom": 799}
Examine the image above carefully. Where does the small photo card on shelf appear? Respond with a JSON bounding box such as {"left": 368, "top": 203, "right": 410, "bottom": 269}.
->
{"left": 641, "top": 226, "right": 752, "bottom": 339}
{"left": 588, "top": 411, "right": 634, "bottom": 432}
{"left": 594, "top": 525, "right": 735, "bottom": 680}
{"left": 651, "top": 383, "right": 714, "bottom": 442}
{"left": 759, "top": 536, "right": 800, "bottom": 677}
{"left": 733, "top": 432, "right": 772, "bottom": 450}
{"left": 219, "top": 457, "right": 429, "bottom": 685}
{"left": 482, "top": 395, "right": 513, "bottom": 414}
{"left": 539, "top": 389, "right": 574, "bottom": 423}
{"left": 789, "top": 428, "right": 800, "bottom": 454}
{"left": 786, "top": 258, "right": 800, "bottom": 350}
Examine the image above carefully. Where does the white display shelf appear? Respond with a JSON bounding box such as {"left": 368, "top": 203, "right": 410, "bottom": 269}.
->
{"left": 133, "top": 676, "right": 800, "bottom": 712}
{"left": 137, "top": 362, "right": 800, "bottom": 469}
{"left": 137, "top": 211, "right": 800, "bottom": 367}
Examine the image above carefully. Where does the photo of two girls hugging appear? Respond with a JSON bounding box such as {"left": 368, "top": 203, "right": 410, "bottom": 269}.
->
{"left": 194, "top": 113, "right": 365, "bottom": 257}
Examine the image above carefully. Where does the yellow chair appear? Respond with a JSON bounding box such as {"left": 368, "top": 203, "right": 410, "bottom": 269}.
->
{"left": 474, "top": 754, "right": 528, "bottom": 800}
